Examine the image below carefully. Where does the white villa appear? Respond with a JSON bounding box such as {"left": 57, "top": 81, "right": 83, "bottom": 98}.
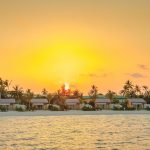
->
{"left": 127, "top": 98, "right": 146, "bottom": 110}
{"left": 31, "top": 99, "right": 48, "bottom": 110}
{"left": 95, "top": 98, "right": 111, "bottom": 109}
{"left": 0, "top": 99, "right": 15, "bottom": 110}
{"left": 65, "top": 99, "right": 80, "bottom": 110}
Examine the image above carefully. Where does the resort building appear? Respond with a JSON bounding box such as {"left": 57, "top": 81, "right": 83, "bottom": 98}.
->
{"left": 0, "top": 99, "right": 15, "bottom": 110}
{"left": 65, "top": 99, "right": 80, "bottom": 110}
{"left": 95, "top": 98, "right": 111, "bottom": 109}
{"left": 31, "top": 99, "right": 48, "bottom": 110}
{"left": 127, "top": 98, "right": 146, "bottom": 110}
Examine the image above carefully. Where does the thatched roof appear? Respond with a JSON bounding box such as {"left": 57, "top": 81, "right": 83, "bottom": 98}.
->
{"left": 95, "top": 98, "right": 111, "bottom": 104}
{"left": 65, "top": 99, "right": 79, "bottom": 105}
{"left": 31, "top": 99, "right": 48, "bottom": 104}
{"left": 128, "top": 98, "right": 146, "bottom": 104}
{"left": 0, "top": 99, "right": 15, "bottom": 105}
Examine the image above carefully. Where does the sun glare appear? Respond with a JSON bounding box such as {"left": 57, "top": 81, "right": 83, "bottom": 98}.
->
{"left": 64, "top": 82, "right": 70, "bottom": 90}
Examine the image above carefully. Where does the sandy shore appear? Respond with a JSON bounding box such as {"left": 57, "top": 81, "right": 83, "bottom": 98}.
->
{"left": 0, "top": 110, "right": 149, "bottom": 116}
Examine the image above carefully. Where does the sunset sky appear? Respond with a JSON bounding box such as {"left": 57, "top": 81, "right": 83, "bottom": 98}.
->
{"left": 0, "top": 0, "right": 150, "bottom": 94}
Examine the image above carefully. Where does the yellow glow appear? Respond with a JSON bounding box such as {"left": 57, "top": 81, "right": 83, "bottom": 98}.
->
{"left": 0, "top": 1, "right": 150, "bottom": 93}
{"left": 64, "top": 82, "right": 70, "bottom": 91}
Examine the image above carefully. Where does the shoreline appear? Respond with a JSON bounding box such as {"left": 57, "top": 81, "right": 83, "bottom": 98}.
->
{"left": 0, "top": 110, "right": 149, "bottom": 117}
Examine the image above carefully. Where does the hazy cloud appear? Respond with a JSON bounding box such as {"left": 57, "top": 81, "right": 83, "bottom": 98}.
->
{"left": 127, "top": 73, "right": 145, "bottom": 78}
{"left": 101, "top": 73, "right": 108, "bottom": 77}
{"left": 137, "top": 64, "right": 149, "bottom": 70}
{"left": 70, "top": 84, "right": 76, "bottom": 88}
{"left": 80, "top": 73, "right": 108, "bottom": 78}
{"left": 88, "top": 73, "right": 99, "bottom": 77}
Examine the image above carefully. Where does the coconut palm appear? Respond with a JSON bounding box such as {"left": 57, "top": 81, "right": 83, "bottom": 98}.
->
{"left": 72, "top": 89, "right": 81, "bottom": 98}
{"left": 41, "top": 88, "right": 48, "bottom": 97}
{"left": 125, "top": 80, "right": 133, "bottom": 89}
{"left": 11, "top": 85, "right": 23, "bottom": 104}
{"left": 0, "top": 78, "right": 10, "bottom": 98}
{"left": 120, "top": 80, "right": 134, "bottom": 98}
{"left": 47, "top": 93, "right": 53, "bottom": 105}
{"left": 105, "top": 90, "right": 116, "bottom": 103}
{"left": 89, "top": 85, "right": 98, "bottom": 99}
{"left": 134, "top": 85, "right": 141, "bottom": 97}
{"left": 25, "top": 89, "right": 34, "bottom": 110}
{"left": 142, "top": 85, "right": 148, "bottom": 96}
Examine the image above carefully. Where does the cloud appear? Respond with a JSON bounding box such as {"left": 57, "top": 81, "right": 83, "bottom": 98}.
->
{"left": 137, "top": 64, "right": 149, "bottom": 70}
{"left": 127, "top": 73, "right": 145, "bottom": 78}
{"left": 88, "top": 73, "right": 99, "bottom": 77}
{"left": 80, "top": 73, "right": 108, "bottom": 78}
{"left": 101, "top": 73, "right": 108, "bottom": 77}
{"left": 70, "top": 84, "right": 76, "bottom": 88}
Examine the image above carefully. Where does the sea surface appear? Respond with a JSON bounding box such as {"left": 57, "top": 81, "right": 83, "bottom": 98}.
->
{"left": 0, "top": 115, "right": 150, "bottom": 150}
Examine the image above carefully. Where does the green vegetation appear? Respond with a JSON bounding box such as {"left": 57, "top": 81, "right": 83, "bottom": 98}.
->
{"left": 0, "top": 106, "right": 8, "bottom": 112}
{"left": 145, "top": 106, "right": 150, "bottom": 111}
{"left": 15, "top": 107, "right": 24, "bottom": 112}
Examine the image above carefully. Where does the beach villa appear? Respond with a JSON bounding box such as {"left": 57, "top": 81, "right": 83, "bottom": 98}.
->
{"left": 0, "top": 99, "right": 15, "bottom": 110}
{"left": 31, "top": 99, "right": 48, "bottom": 110}
{"left": 95, "top": 98, "right": 111, "bottom": 109}
{"left": 127, "top": 98, "right": 146, "bottom": 110}
{"left": 65, "top": 99, "right": 80, "bottom": 110}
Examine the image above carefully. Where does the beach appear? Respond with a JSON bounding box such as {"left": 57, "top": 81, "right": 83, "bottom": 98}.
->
{"left": 0, "top": 110, "right": 149, "bottom": 117}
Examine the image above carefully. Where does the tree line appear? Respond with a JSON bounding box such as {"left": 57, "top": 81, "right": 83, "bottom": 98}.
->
{"left": 0, "top": 78, "right": 150, "bottom": 108}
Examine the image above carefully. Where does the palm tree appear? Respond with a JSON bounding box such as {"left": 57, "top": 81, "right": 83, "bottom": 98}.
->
{"left": 0, "top": 78, "right": 10, "bottom": 98}
{"left": 105, "top": 90, "right": 116, "bottom": 103}
{"left": 11, "top": 85, "right": 23, "bottom": 104}
{"left": 47, "top": 93, "right": 52, "bottom": 105}
{"left": 72, "top": 89, "right": 80, "bottom": 98}
{"left": 125, "top": 80, "right": 133, "bottom": 89}
{"left": 120, "top": 80, "right": 134, "bottom": 98}
{"left": 134, "top": 85, "right": 141, "bottom": 97}
{"left": 41, "top": 88, "right": 48, "bottom": 97}
{"left": 88, "top": 85, "right": 98, "bottom": 108}
{"left": 142, "top": 85, "right": 148, "bottom": 96}
{"left": 25, "top": 89, "right": 34, "bottom": 110}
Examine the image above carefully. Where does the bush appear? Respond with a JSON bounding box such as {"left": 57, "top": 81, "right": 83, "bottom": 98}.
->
{"left": 82, "top": 104, "right": 95, "bottom": 111}
{"left": 15, "top": 107, "right": 24, "bottom": 112}
{"left": 49, "top": 104, "right": 60, "bottom": 111}
{"left": 112, "top": 106, "right": 124, "bottom": 111}
{"left": 145, "top": 106, "right": 150, "bottom": 111}
{"left": 95, "top": 105, "right": 102, "bottom": 111}
{"left": 0, "top": 106, "right": 8, "bottom": 112}
{"left": 126, "top": 107, "right": 136, "bottom": 111}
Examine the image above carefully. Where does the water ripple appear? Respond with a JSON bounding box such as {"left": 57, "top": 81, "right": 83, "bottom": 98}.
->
{"left": 0, "top": 115, "right": 150, "bottom": 150}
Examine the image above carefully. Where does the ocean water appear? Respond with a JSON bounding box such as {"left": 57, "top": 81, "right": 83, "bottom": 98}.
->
{"left": 0, "top": 115, "right": 150, "bottom": 150}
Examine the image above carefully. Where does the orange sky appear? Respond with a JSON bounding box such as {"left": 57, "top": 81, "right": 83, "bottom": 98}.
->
{"left": 0, "top": 0, "right": 150, "bottom": 94}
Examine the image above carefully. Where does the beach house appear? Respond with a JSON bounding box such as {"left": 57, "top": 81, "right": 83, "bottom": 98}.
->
{"left": 65, "top": 99, "right": 80, "bottom": 110}
{"left": 127, "top": 98, "right": 146, "bottom": 110}
{"left": 0, "top": 99, "right": 15, "bottom": 110}
{"left": 31, "top": 99, "right": 48, "bottom": 110}
{"left": 95, "top": 98, "right": 111, "bottom": 109}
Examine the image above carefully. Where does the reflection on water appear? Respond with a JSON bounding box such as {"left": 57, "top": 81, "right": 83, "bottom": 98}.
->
{"left": 0, "top": 115, "right": 150, "bottom": 150}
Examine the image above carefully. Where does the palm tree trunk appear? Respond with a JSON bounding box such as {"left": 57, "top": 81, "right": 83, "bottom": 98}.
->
{"left": 29, "top": 99, "right": 31, "bottom": 111}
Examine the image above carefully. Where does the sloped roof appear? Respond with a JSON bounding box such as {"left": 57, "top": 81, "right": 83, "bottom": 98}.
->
{"left": 95, "top": 98, "right": 111, "bottom": 103}
{"left": 82, "top": 95, "right": 106, "bottom": 99}
{"left": 31, "top": 99, "right": 48, "bottom": 103}
{"left": 0, "top": 99, "right": 15, "bottom": 104}
{"left": 114, "top": 95, "right": 126, "bottom": 99}
{"left": 128, "top": 98, "right": 146, "bottom": 103}
{"left": 65, "top": 99, "right": 79, "bottom": 105}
